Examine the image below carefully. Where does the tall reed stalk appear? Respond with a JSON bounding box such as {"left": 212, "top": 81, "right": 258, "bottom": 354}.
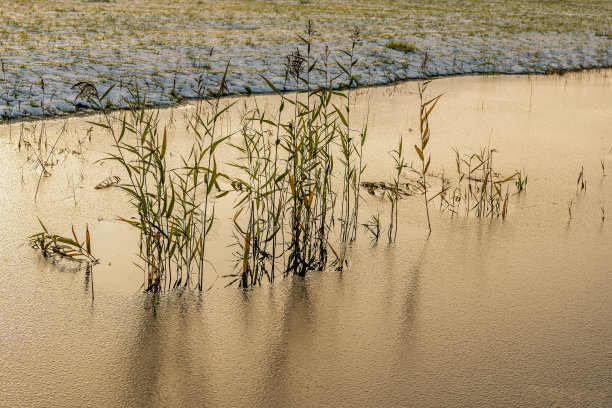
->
{"left": 414, "top": 53, "right": 441, "bottom": 233}
{"left": 388, "top": 136, "right": 407, "bottom": 242}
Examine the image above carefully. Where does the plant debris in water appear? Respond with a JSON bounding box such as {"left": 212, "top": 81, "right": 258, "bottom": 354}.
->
{"left": 94, "top": 175, "right": 120, "bottom": 189}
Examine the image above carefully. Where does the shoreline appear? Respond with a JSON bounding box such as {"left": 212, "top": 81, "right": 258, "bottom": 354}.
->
{"left": 1, "top": 65, "right": 610, "bottom": 125}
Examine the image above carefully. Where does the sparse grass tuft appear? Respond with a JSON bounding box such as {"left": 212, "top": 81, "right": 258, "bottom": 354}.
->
{"left": 362, "top": 213, "right": 381, "bottom": 242}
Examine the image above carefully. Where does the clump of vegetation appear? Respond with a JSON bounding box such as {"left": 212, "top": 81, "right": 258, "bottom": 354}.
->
{"left": 515, "top": 169, "right": 528, "bottom": 192}
{"left": 444, "top": 147, "right": 522, "bottom": 218}
{"left": 51, "top": 21, "right": 370, "bottom": 291}
{"left": 30, "top": 219, "right": 98, "bottom": 300}
{"left": 386, "top": 40, "right": 418, "bottom": 53}
{"left": 361, "top": 181, "right": 417, "bottom": 197}
{"left": 227, "top": 22, "right": 365, "bottom": 286}
{"left": 30, "top": 219, "right": 97, "bottom": 264}
{"left": 362, "top": 213, "right": 382, "bottom": 242}
{"left": 25, "top": 20, "right": 539, "bottom": 295}
{"left": 76, "top": 64, "right": 230, "bottom": 292}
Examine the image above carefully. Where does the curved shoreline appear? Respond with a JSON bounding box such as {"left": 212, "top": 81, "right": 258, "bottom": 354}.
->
{"left": 1, "top": 66, "right": 610, "bottom": 125}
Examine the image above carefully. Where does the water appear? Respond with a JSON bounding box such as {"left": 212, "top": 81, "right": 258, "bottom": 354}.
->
{"left": 1, "top": 70, "right": 611, "bottom": 407}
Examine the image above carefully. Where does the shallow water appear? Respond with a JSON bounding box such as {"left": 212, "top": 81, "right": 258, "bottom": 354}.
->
{"left": 1, "top": 71, "right": 611, "bottom": 407}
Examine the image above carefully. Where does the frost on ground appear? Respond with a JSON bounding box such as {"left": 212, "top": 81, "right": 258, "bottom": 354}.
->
{"left": 0, "top": 0, "right": 610, "bottom": 119}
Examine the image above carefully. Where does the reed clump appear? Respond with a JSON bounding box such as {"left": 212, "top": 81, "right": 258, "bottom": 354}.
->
{"left": 227, "top": 22, "right": 366, "bottom": 286}
{"left": 30, "top": 219, "right": 98, "bottom": 300}
{"left": 444, "top": 147, "right": 522, "bottom": 217}
{"left": 79, "top": 66, "right": 231, "bottom": 292}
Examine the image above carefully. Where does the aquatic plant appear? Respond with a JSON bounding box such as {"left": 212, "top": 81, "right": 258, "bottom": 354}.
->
{"left": 414, "top": 53, "right": 441, "bottom": 233}
{"left": 515, "top": 169, "right": 528, "bottom": 192}
{"left": 30, "top": 219, "right": 98, "bottom": 299}
{"left": 30, "top": 219, "right": 98, "bottom": 264}
{"left": 361, "top": 180, "right": 417, "bottom": 197}
{"left": 227, "top": 22, "right": 365, "bottom": 285}
{"left": 228, "top": 99, "right": 287, "bottom": 286}
{"left": 577, "top": 166, "right": 586, "bottom": 192}
{"left": 338, "top": 27, "right": 366, "bottom": 248}
{"left": 388, "top": 136, "right": 407, "bottom": 242}
{"left": 446, "top": 147, "right": 519, "bottom": 218}
{"left": 362, "top": 213, "right": 381, "bottom": 242}
{"left": 79, "top": 66, "right": 231, "bottom": 292}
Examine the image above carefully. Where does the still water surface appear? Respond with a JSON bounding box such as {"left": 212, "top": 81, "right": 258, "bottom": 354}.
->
{"left": 1, "top": 70, "right": 611, "bottom": 407}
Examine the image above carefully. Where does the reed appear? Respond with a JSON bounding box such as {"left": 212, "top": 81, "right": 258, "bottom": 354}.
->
{"left": 444, "top": 146, "right": 522, "bottom": 218}
{"left": 228, "top": 99, "right": 286, "bottom": 286}
{"left": 338, "top": 27, "right": 366, "bottom": 249}
{"left": 414, "top": 53, "right": 441, "bottom": 233}
{"left": 362, "top": 213, "right": 381, "bottom": 242}
{"left": 227, "top": 22, "right": 364, "bottom": 285}
{"left": 388, "top": 136, "right": 407, "bottom": 242}
{"left": 79, "top": 66, "right": 231, "bottom": 292}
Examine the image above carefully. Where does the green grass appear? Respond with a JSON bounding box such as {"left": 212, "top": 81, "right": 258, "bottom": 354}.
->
{"left": 386, "top": 40, "right": 418, "bottom": 54}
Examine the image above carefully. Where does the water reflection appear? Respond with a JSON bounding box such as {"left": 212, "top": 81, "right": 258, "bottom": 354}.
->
{"left": 399, "top": 238, "right": 427, "bottom": 344}
{"left": 123, "top": 297, "right": 164, "bottom": 405}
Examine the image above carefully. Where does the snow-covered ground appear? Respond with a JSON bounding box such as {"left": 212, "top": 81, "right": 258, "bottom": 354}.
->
{"left": 0, "top": 0, "right": 610, "bottom": 119}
